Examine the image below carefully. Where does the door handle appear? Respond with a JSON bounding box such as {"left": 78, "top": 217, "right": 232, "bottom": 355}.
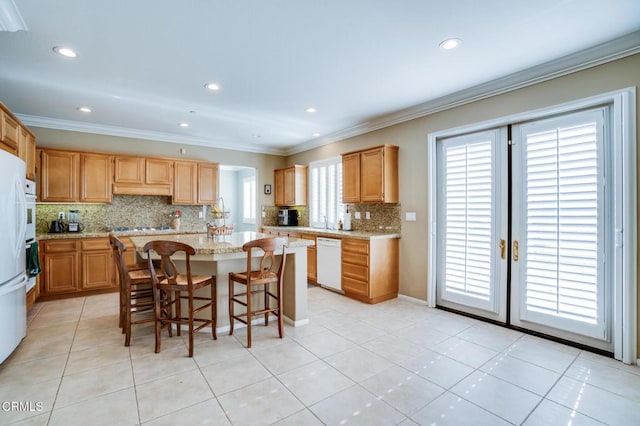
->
{"left": 513, "top": 240, "right": 519, "bottom": 261}
{"left": 499, "top": 239, "right": 506, "bottom": 259}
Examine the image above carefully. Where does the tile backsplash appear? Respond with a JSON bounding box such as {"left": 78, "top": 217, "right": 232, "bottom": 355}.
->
{"left": 261, "top": 203, "right": 400, "bottom": 232}
{"left": 36, "top": 195, "right": 209, "bottom": 234}
{"left": 37, "top": 197, "right": 401, "bottom": 235}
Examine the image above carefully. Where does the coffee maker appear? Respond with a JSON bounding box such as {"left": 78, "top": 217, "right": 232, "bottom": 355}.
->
{"left": 67, "top": 209, "right": 81, "bottom": 232}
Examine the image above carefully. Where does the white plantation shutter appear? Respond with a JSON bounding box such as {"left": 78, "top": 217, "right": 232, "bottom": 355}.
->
{"left": 309, "top": 157, "right": 343, "bottom": 228}
{"left": 437, "top": 129, "right": 504, "bottom": 315}
{"left": 517, "top": 109, "right": 606, "bottom": 337}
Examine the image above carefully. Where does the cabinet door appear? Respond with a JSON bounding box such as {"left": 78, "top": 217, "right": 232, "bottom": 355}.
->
{"left": 274, "top": 168, "right": 285, "bottom": 206}
{"left": 173, "top": 161, "right": 197, "bottom": 205}
{"left": 42, "top": 239, "right": 80, "bottom": 294}
{"left": 41, "top": 150, "right": 79, "bottom": 202}
{"left": 146, "top": 158, "right": 172, "bottom": 185}
{"left": 44, "top": 253, "right": 79, "bottom": 293}
{"left": 197, "top": 163, "right": 218, "bottom": 204}
{"left": 342, "top": 152, "right": 361, "bottom": 203}
{"left": 81, "top": 239, "right": 114, "bottom": 290}
{"left": 1, "top": 109, "right": 19, "bottom": 155}
{"left": 25, "top": 131, "right": 36, "bottom": 180}
{"left": 81, "top": 153, "right": 113, "bottom": 203}
{"left": 360, "top": 147, "right": 384, "bottom": 202}
{"left": 81, "top": 251, "right": 113, "bottom": 289}
{"left": 114, "top": 157, "right": 144, "bottom": 184}
{"left": 283, "top": 167, "right": 296, "bottom": 205}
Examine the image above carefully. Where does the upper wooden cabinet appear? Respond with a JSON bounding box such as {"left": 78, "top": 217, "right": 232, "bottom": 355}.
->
{"left": 172, "top": 161, "right": 197, "bottom": 205}
{"left": 197, "top": 162, "right": 218, "bottom": 205}
{"left": 40, "top": 149, "right": 112, "bottom": 203}
{"left": 341, "top": 145, "right": 398, "bottom": 203}
{"left": 171, "top": 161, "right": 218, "bottom": 205}
{"left": 1, "top": 102, "right": 37, "bottom": 179}
{"left": 81, "top": 153, "right": 113, "bottom": 203}
{"left": 40, "top": 149, "right": 79, "bottom": 202}
{"left": 18, "top": 126, "right": 36, "bottom": 180}
{"left": 0, "top": 107, "right": 19, "bottom": 155}
{"left": 113, "top": 156, "right": 172, "bottom": 196}
{"left": 274, "top": 165, "right": 307, "bottom": 206}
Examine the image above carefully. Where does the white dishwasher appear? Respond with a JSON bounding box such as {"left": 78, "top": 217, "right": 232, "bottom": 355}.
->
{"left": 316, "top": 237, "right": 342, "bottom": 292}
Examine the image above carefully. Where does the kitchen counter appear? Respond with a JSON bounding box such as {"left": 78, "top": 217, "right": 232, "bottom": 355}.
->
{"left": 128, "top": 231, "right": 313, "bottom": 256}
{"left": 261, "top": 225, "right": 401, "bottom": 240}
{"left": 128, "top": 231, "right": 311, "bottom": 328}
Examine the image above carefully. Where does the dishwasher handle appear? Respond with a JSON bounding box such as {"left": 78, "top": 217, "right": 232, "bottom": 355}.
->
{"left": 317, "top": 237, "right": 342, "bottom": 247}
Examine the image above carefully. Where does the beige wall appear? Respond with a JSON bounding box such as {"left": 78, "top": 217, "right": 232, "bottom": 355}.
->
{"left": 31, "top": 53, "right": 640, "bottom": 346}
{"left": 289, "top": 54, "right": 640, "bottom": 308}
{"left": 31, "top": 128, "right": 288, "bottom": 214}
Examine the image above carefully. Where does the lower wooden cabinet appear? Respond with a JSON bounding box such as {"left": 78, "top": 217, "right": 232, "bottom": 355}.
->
{"left": 40, "top": 237, "right": 117, "bottom": 299}
{"left": 341, "top": 237, "right": 399, "bottom": 304}
{"left": 300, "top": 233, "right": 317, "bottom": 284}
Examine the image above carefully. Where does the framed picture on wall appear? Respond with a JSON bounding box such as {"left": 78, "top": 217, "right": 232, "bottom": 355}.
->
{"left": 264, "top": 184, "right": 272, "bottom": 195}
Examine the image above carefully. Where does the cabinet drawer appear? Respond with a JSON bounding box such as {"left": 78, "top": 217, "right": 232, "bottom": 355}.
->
{"left": 343, "top": 239, "right": 369, "bottom": 254}
{"left": 342, "top": 276, "right": 369, "bottom": 296}
{"left": 343, "top": 263, "right": 369, "bottom": 281}
{"left": 342, "top": 251, "right": 368, "bottom": 266}
{"left": 81, "top": 238, "right": 111, "bottom": 251}
{"left": 300, "top": 233, "right": 316, "bottom": 241}
{"left": 43, "top": 240, "right": 78, "bottom": 253}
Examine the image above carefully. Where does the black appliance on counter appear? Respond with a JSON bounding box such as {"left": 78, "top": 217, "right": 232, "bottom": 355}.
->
{"left": 278, "top": 209, "right": 298, "bottom": 226}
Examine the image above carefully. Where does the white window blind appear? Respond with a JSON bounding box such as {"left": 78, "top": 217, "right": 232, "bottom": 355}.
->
{"left": 242, "top": 175, "right": 256, "bottom": 224}
{"left": 441, "top": 134, "right": 495, "bottom": 304}
{"left": 521, "top": 110, "right": 604, "bottom": 327}
{"left": 309, "top": 157, "right": 343, "bottom": 229}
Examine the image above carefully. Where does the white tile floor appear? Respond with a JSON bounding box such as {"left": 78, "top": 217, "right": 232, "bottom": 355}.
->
{"left": 2, "top": 287, "right": 640, "bottom": 425}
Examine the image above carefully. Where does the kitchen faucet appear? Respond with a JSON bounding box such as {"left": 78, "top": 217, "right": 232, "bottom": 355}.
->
{"left": 323, "top": 215, "right": 328, "bottom": 229}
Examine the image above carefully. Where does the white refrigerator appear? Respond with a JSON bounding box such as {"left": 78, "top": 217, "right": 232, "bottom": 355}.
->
{"left": 0, "top": 149, "right": 27, "bottom": 363}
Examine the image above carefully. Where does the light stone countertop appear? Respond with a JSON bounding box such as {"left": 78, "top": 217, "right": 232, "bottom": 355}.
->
{"left": 261, "top": 225, "right": 401, "bottom": 240}
{"left": 128, "top": 231, "right": 314, "bottom": 256}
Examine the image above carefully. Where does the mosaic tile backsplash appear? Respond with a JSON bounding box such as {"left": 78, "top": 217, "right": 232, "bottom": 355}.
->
{"left": 36, "top": 195, "right": 209, "bottom": 234}
{"left": 261, "top": 204, "right": 400, "bottom": 232}
{"left": 37, "top": 196, "right": 401, "bottom": 235}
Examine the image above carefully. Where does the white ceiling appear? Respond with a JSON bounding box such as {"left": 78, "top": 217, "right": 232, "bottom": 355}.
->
{"left": 0, "top": 0, "right": 638, "bottom": 155}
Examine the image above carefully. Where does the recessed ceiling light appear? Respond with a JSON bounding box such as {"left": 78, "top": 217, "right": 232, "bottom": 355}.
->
{"left": 204, "top": 82, "right": 220, "bottom": 91}
{"left": 313, "top": 132, "right": 321, "bottom": 137}
{"left": 53, "top": 46, "right": 77, "bottom": 58}
{"left": 305, "top": 107, "right": 316, "bottom": 113}
{"left": 439, "top": 38, "right": 462, "bottom": 51}
{"left": 77, "top": 106, "right": 91, "bottom": 113}
{"left": 178, "top": 122, "right": 189, "bottom": 128}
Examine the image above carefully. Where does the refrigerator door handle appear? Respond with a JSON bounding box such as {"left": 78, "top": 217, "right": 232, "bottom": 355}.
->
{"left": 0, "top": 275, "right": 27, "bottom": 297}
{"left": 12, "top": 174, "right": 27, "bottom": 260}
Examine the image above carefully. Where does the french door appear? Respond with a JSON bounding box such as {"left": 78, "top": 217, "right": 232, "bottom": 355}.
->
{"left": 435, "top": 107, "right": 613, "bottom": 352}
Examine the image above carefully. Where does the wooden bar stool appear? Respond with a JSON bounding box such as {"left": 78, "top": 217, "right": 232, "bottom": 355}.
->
{"left": 228, "top": 237, "right": 287, "bottom": 348}
{"left": 143, "top": 240, "right": 217, "bottom": 357}
{"left": 109, "top": 233, "right": 160, "bottom": 347}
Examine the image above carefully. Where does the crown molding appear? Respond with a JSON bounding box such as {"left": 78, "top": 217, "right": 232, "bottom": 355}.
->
{"left": 287, "top": 30, "right": 640, "bottom": 156}
{"left": 17, "top": 114, "right": 288, "bottom": 156}
{"left": 0, "top": 0, "right": 27, "bottom": 32}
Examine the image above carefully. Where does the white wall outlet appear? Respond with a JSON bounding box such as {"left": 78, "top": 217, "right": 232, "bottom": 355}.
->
{"left": 354, "top": 211, "right": 361, "bottom": 220}
{"left": 365, "top": 211, "right": 371, "bottom": 220}
{"left": 405, "top": 212, "right": 417, "bottom": 221}
{"left": 58, "top": 212, "right": 64, "bottom": 220}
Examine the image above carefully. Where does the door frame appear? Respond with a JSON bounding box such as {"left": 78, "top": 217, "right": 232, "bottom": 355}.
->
{"left": 427, "top": 87, "right": 637, "bottom": 363}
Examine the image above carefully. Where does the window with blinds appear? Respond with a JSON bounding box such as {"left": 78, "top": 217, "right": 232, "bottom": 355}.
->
{"left": 309, "top": 157, "right": 343, "bottom": 229}
{"left": 242, "top": 175, "right": 256, "bottom": 224}
{"left": 520, "top": 110, "right": 604, "bottom": 329}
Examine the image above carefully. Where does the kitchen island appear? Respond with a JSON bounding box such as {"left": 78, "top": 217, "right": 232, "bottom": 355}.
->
{"left": 128, "top": 232, "right": 314, "bottom": 331}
